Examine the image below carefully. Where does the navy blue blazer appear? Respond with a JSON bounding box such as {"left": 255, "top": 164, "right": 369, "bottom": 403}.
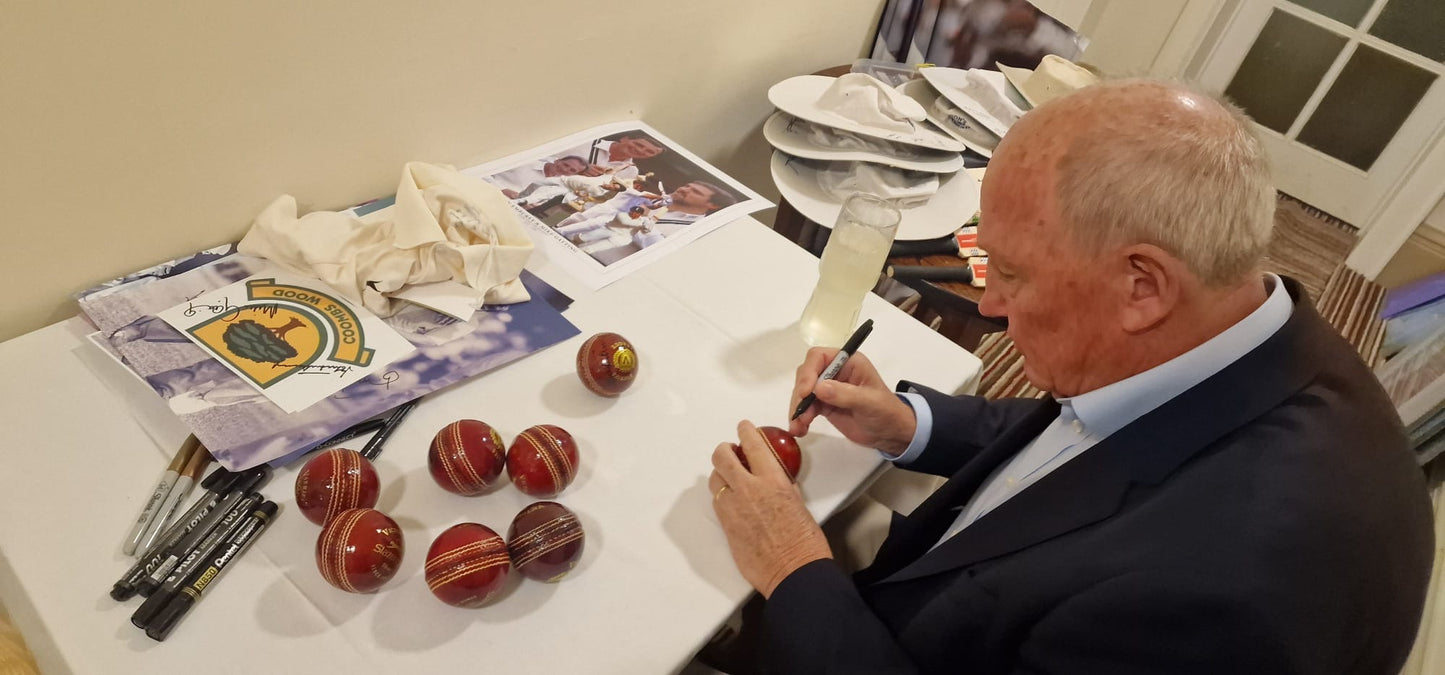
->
{"left": 762, "top": 277, "right": 1433, "bottom": 674}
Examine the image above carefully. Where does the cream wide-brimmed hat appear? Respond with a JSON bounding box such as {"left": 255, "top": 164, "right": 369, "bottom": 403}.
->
{"left": 762, "top": 111, "right": 966, "bottom": 173}
{"left": 895, "top": 79, "right": 1000, "bottom": 158}
{"left": 997, "top": 54, "right": 1101, "bottom": 108}
{"left": 768, "top": 73, "right": 966, "bottom": 153}
{"left": 770, "top": 150, "right": 980, "bottom": 242}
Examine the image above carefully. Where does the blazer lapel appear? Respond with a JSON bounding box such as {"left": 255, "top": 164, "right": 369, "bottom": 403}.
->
{"left": 858, "top": 399, "right": 1060, "bottom": 585}
{"left": 873, "top": 277, "right": 1327, "bottom": 585}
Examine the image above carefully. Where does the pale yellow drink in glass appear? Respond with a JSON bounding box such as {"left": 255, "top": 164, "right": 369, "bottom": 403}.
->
{"left": 799, "top": 194, "right": 900, "bottom": 346}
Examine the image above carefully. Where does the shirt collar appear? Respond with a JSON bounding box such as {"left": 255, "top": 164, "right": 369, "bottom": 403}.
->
{"left": 1061, "top": 273, "right": 1292, "bottom": 439}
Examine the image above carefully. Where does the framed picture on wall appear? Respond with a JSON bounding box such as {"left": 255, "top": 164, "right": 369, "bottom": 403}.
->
{"left": 872, "top": 0, "right": 1087, "bottom": 71}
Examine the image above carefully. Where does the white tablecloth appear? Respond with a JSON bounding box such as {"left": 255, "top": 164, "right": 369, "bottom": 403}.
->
{"left": 0, "top": 217, "right": 981, "bottom": 674}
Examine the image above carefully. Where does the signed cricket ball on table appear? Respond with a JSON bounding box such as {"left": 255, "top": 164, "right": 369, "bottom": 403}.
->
{"left": 315, "top": 508, "right": 404, "bottom": 593}
{"left": 507, "top": 502, "right": 585, "bottom": 582}
{"left": 294, "top": 448, "right": 381, "bottom": 526}
{"left": 429, "top": 419, "right": 508, "bottom": 496}
{"left": 732, "top": 426, "right": 803, "bottom": 481}
{"left": 576, "top": 332, "right": 638, "bottom": 397}
{"left": 507, "top": 425, "right": 579, "bottom": 498}
{"left": 425, "top": 523, "right": 512, "bottom": 608}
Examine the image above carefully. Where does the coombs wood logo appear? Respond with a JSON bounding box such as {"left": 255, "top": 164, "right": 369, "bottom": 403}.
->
{"left": 185, "top": 279, "right": 375, "bottom": 389}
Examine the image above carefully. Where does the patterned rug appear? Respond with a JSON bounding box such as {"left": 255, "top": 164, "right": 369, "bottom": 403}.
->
{"left": 975, "top": 194, "right": 1385, "bottom": 400}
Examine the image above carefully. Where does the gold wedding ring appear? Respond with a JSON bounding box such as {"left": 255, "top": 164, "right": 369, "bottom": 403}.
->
{"left": 713, "top": 484, "right": 731, "bottom": 502}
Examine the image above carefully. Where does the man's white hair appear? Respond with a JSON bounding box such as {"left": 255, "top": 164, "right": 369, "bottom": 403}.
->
{"left": 1050, "top": 79, "right": 1275, "bottom": 286}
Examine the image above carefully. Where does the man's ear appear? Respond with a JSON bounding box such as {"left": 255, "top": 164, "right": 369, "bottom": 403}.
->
{"left": 1118, "top": 244, "right": 1182, "bottom": 333}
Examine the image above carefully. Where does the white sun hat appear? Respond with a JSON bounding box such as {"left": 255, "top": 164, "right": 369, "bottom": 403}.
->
{"left": 918, "top": 67, "right": 1025, "bottom": 138}
{"left": 895, "top": 79, "right": 1000, "bottom": 158}
{"left": 771, "top": 150, "right": 980, "bottom": 241}
{"left": 763, "top": 111, "right": 965, "bottom": 174}
{"left": 769, "top": 73, "right": 966, "bottom": 153}
{"left": 997, "top": 55, "right": 1101, "bottom": 108}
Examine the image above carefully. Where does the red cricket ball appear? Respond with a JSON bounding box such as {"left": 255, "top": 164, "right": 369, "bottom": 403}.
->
{"left": 425, "top": 523, "right": 511, "bottom": 608}
{"left": 294, "top": 448, "right": 381, "bottom": 526}
{"left": 507, "top": 501, "right": 585, "bottom": 582}
{"left": 733, "top": 426, "right": 803, "bottom": 481}
{"left": 315, "top": 508, "right": 404, "bottom": 594}
{"left": 507, "top": 425, "right": 579, "bottom": 498}
{"left": 576, "top": 332, "right": 638, "bottom": 397}
{"left": 429, "top": 419, "right": 507, "bottom": 496}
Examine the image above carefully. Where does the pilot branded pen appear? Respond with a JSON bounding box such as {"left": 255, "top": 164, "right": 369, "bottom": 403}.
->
{"left": 122, "top": 436, "right": 200, "bottom": 556}
{"left": 135, "top": 469, "right": 269, "bottom": 598}
{"left": 137, "top": 444, "right": 213, "bottom": 555}
{"left": 144, "top": 501, "right": 278, "bottom": 641}
{"left": 791, "top": 319, "right": 874, "bottom": 421}
{"left": 131, "top": 492, "right": 263, "bottom": 628}
{"left": 111, "top": 470, "right": 239, "bottom": 601}
{"left": 111, "top": 467, "right": 266, "bottom": 601}
{"left": 133, "top": 468, "right": 235, "bottom": 560}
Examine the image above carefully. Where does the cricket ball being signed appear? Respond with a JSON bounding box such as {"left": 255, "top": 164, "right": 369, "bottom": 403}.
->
{"left": 576, "top": 332, "right": 638, "bottom": 397}
{"left": 315, "top": 508, "right": 404, "bottom": 594}
{"left": 429, "top": 419, "right": 508, "bottom": 496}
{"left": 294, "top": 448, "right": 381, "bottom": 526}
{"left": 507, "top": 501, "right": 585, "bottom": 582}
{"left": 425, "top": 523, "right": 511, "bottom": 608}
{"left": 733, "top": 426, "right": 803, "bottom": 481}
{"left": 507, "top": 424, "right": 579, "bottom": 498}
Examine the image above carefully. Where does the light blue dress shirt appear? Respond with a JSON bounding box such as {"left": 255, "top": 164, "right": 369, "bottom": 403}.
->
{"left": 887, "top": 274, "right": 1293, "bottom": 549}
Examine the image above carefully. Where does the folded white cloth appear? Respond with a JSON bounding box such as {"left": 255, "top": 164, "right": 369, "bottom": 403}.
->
{"left": 816, "top": 162, "right": 939, "bottom": 208}
{"left": 816, "top": 73, "right": 929, "bottom": 134}
{"left": 239, "top": 162, "right": 533, "bottom": 317}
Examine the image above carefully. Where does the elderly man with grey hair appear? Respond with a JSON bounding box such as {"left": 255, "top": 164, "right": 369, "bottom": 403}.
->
{"left": 704, "top": 79, "right": 1433, "bottom": 674}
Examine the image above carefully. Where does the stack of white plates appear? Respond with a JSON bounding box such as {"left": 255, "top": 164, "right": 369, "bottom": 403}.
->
{"left": 766, "top": 71, "right": 1007, "bottom": 241}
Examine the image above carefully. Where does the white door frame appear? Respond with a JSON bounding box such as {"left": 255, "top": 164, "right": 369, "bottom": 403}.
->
{"left": 1346, "top": 134, "right": 1445, "bottom": 279}
{"left": 1149, "top": 0, "right": 1445, "bottom": 280}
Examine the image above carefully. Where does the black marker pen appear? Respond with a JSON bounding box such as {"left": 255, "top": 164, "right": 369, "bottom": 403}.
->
{"left": 145, "top": 501, "right": 279, "bottom": 641}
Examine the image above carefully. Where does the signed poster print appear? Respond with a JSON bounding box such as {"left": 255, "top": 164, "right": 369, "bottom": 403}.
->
{"left": 80, "top": 253, "right": 578, "bottom": 470}
{"left": 158, "top": 271, "right": 413, "bottom": 413}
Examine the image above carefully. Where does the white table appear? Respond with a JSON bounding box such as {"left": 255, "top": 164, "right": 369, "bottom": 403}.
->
{"left": 0, "top": 217, "right": 980, "bottom": 674}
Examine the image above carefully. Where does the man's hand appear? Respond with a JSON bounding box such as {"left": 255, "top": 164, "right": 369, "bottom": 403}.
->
{"left": 580, "top": 164, "right": 607, "bottom": 177}
{"left": 789, "top": 348, "right": 917, "bottom": 457}
{"left": 710, "top": 420, "right": 832, "bottom": 598}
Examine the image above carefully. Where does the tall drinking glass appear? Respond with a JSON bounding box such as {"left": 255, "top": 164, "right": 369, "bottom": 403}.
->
{"left": 799, "top": 193, "right": 901, "bottom": 347}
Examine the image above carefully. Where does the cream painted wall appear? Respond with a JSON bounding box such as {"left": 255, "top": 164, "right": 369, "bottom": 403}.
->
{"left": 0, "top": 1, "right": 883, "bottom": 341}
{"left": 1078, "top": 0, "right": 1190, "bottom": 76}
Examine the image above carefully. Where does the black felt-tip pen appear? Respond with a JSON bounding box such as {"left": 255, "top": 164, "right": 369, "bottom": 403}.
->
{"left": 144, "top": 501, "right": 278, "bottom": 641}
{"left": 360, "top": 398, "right": 419, "bottom": 461}
{"left": 791, "top": 319, "right": 874, "bottom": 421}
{"left": 111, "top": 467, "right": 267, "bottom": 601}
{"left": 111, "top": 468, "right": 236, "bottom": 601}
{"left": 131, "top": 491, "right": 264, "bottom": 627}
{"left": 135, "top": 470, "right": 268, "bottom": 598}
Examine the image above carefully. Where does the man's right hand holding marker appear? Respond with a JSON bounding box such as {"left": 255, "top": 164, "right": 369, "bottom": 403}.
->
{"left": 788, "top": 347, "right": 916, "bottom": 458}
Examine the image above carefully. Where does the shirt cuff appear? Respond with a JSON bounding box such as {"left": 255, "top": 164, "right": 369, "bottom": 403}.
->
{"left": 881, "top": 392, "right": 932, "bottom": 465}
